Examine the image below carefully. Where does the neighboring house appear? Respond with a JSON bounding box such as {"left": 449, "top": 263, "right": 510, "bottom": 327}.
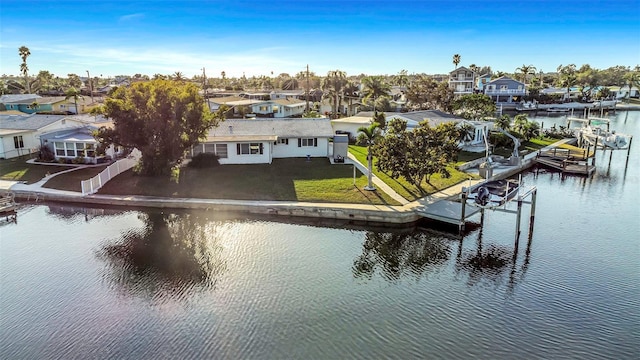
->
{"left": 475, "top": 74, "right": 492, "bottom": 93}
{"left": 0, "top": 94, "right": 42, "bottom": 113}
{"left": 449, "top": 66, "right": 476, "bottom": 96}
{"left": 607, "top": 85, "right": 639, "bottom": 99}
{"left": 39, "top": 123, "right": 121, "bottom": 164}
{"left": 1, "top": 95, "right": 90, "bottom": 114}
{"left": 188, "top": 118, "right": 334, "bottom": 164}
{"left": 250, "top": 98, "right": 307, "bottom": 118}
{"left": 483, "top": 76, "right": 526, "bottom": 104}
{"left": 208, "top": 96, "right": 266, "bottom": 118}
{"left": 386, "top": 110, "right": 489, "bottom": 148}
{"left": 0, "top": 114, "right": 89, "bottom": 159}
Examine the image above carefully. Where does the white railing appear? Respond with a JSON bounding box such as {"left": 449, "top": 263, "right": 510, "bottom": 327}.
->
{"left": 484, "top": 89, "right": 526, "bottom": 95}
{"left": 81, "top": 149, "right": 141, "bottom": 195}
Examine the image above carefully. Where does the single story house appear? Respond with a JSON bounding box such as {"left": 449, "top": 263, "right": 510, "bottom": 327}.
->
{"left": 250, "top": 98, "right": 307, "bottom": 118}
{"left": 0, "top": 114, "right": 89, "bottom": 159}
{"left": 1, "top": 95, "right": 91, "bottom": 114}
{"left": 39, "top": 122, "right": 122, "bottom": 164}
{"left": 188, "top": 118, "right": 334, "bottom": 164}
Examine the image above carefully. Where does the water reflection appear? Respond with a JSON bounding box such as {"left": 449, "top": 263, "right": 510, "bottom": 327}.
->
{"left": 352, "top": 230, "right": 453, "bottom": 280}
{"left": 97, "top": 211, "right": 226, "bottom": 302}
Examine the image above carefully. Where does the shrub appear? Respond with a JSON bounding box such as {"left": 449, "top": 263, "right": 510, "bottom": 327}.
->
{"left": 188, "top": 153, "right": 220, "bottom": 168}
{"left": 38, "top": 145, "right": 55, "bottom": 162}
{"left": 72, "top": 156, "right": 86, "bottom": 164}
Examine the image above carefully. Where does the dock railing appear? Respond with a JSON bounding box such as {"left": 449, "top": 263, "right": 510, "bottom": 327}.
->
{"left": 81, "top": 149, "right": 141, "bottom": 195}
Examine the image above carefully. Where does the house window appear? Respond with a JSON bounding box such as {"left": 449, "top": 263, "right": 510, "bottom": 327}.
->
{"left": 76, "top": 143, "right": 87, "bottom": 157}
{"left": 298, "top": 138, "right": 317, "bottom": 147}
{"left": 215, "top": 144, "right": 228, "bottom": 158}
{"left": 13, "top": 136, "right": 24, "bottom": 149}
{"left": 500, "top": 85, "right": 508, "bottom": 90}
{"left": 86, "top": 144, "right": 95, "bottom": 157}
{"left": 277, "top": 138, "right": 289, "bottom": 145}
{"left": 237, "top": 143, "right": 263, "bottom": 155}
{"left": 54, "top": 142, "right": 65, "bottom": 156}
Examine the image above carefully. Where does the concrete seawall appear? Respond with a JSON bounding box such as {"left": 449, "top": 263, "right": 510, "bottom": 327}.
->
{"left": 9, "top": 142, "right": 558, "bottom": 226}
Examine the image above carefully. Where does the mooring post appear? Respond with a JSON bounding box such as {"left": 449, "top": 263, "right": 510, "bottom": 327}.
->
{"left": 515, "top": 195, "right": 523, "bottom": 247}
{"left": 593, "top": 136, "right": 598, "bottom": 166}
{"left": 626, "top": 136, "right": 633, "bottom": 162}
{"left": 459, "top": 191, "right": 467, "bottom": 233}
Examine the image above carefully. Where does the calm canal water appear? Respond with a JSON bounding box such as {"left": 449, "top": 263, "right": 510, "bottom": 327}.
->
{"left": 1, "top": 111, "right": 639, "bottom": 359}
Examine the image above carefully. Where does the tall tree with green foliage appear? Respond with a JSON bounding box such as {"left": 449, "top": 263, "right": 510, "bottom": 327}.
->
{"left": 322, "top": 70, "right": 347, "bottom": 118}
{"left": 495, "top": 114, "right": 512, "bottom": 131}
{"left": 405, "top": 75, "right": 454, "bottom": 112}
{"left": 374, "top": 119, "right": 461, "bottom": 190}
{"left": 357, "top": 122, "right": 381, "bottom": 191}
{"left": 96, "top": 79, "right": 226, "bottom": 176}
{"left": 452, "top": 93, "right": 496, "bottom": 121}
{"left": 515, "top": 64, "right": 537, "bottom": 83}
{"left": 361, "top": 75, "right": 391, "bottom": 111}
{"left": 18, "top": 46, "right": 31, "bottom": 93}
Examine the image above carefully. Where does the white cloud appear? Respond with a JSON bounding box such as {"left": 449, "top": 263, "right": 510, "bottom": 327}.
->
{"left": 118, "top": 13, "right": 145, "bottom": 22}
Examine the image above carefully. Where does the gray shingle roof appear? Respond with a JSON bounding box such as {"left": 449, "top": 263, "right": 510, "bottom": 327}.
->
{"left": 0, "top": 114, "right": 67, "bottom": 130}
{"left": 0, "top": 94, "right": 42, "bottom": 104}
{"left": 207, "top": 118, "right": 334, "bottom": 140}
{"left": 388, "top": 110, "right": 464, "bottom": 127}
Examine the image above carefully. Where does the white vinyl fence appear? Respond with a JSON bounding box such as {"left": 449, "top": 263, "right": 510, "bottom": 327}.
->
{"left": 81, "top": 149, "right": 141, "bottom": 195}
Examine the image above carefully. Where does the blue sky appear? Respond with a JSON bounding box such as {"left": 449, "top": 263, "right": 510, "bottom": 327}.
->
{"left": 1, "top": 0, "right": 639, "bottom": 79}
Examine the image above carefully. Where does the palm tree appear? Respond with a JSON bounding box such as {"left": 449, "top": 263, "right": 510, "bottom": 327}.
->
{"left": 357, "top": 122, "right": 381, "bottom": 191}
{"left": 343, "top": 80, "right": 359, "bottom": 117}
{"left": 515, "top": 64, "right": 537, "bottom": 83}
{"left": 65, "top": 87, "right": 83, "bottom": 114}
{"left": 393, "top": 70, "right": 409, "bottom": 87}
{"left": 452, "top": 54, "right": 461, "bottom": 69}
{"left": 321, "top": 70, "right": 347, "bottom": 118}
{"left": 172, "top": 71, "right": 185, "bottom": 82}
{"left": 19, "top": 46, "right": 31, "bottom": 93}
{"left": 361, "top": 76, "right": 391, "bottom": 111}
{"left": 495, "top": 114, "right": 511, "bottom": 130}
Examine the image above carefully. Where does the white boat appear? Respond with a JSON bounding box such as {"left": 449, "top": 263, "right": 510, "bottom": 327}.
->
{"left": 580, "top": 125, "right": 630, "bottom": 150}
{"left": 516, "top": 102, "right": 537, "bottom": 112}
{"left": 547, "top": 107, "right": 570, "bottom": 113}
{"left": 464, "top": 179, "right": 520, "bottom": 209}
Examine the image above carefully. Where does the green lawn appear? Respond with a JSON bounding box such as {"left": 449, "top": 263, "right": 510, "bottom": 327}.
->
{"left": 97, "top": 158, "right": 401, "bottom": 205}
{"left": 0, "top": 156, "right": 70, "bottom": 184}
{"left": 349, "top": 145, "right": 476, "bottom": 201}
{"left": 42, "top": 165, "right": 109, "bottom": 192}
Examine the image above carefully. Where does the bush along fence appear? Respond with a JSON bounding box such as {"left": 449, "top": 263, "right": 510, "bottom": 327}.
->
{"left": 81, "top": 149, "right": 141, "bottom": 195}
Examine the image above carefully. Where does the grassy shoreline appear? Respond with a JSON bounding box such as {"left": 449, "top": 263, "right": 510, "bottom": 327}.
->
{"left": 2, "top": 137, "right": 560, "bottom": 205}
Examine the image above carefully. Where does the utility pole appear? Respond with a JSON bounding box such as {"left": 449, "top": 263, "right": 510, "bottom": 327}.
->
{"left": 305, "top": 64, "right": 310, "bottom": 113}
{"left": 202, "top": 67, "right": 210, "bottom": 108}
{"left": 86, "top": 70, "right": 94, "bottom": 104}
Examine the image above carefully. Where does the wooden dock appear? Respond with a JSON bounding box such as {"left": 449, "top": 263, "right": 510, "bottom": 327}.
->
{"left": 535, "top": 147, "right": 596, "bottom": 175}
{"left": 0, "top": 192, "right": 17, "bottom": 221}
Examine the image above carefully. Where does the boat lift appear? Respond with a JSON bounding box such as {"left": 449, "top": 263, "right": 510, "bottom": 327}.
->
{"left": 461, "top": 177, "right": 538, "bottom": 246}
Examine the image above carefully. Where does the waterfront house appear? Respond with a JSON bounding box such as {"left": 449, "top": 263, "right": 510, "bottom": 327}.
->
{"left": 386, "top": 110, "right": 488, "bottom": 149}
{"left": 483, "top": 76, "right": 526, "bottom": 104}
{"left": 448, "top": 66, "right": 476, "bottom": 97}
{"left": 0, "top": 114, "right": 89, "bottom": 159}
{"left": 187, "top": 118, "right": 334, "bottom": 164}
